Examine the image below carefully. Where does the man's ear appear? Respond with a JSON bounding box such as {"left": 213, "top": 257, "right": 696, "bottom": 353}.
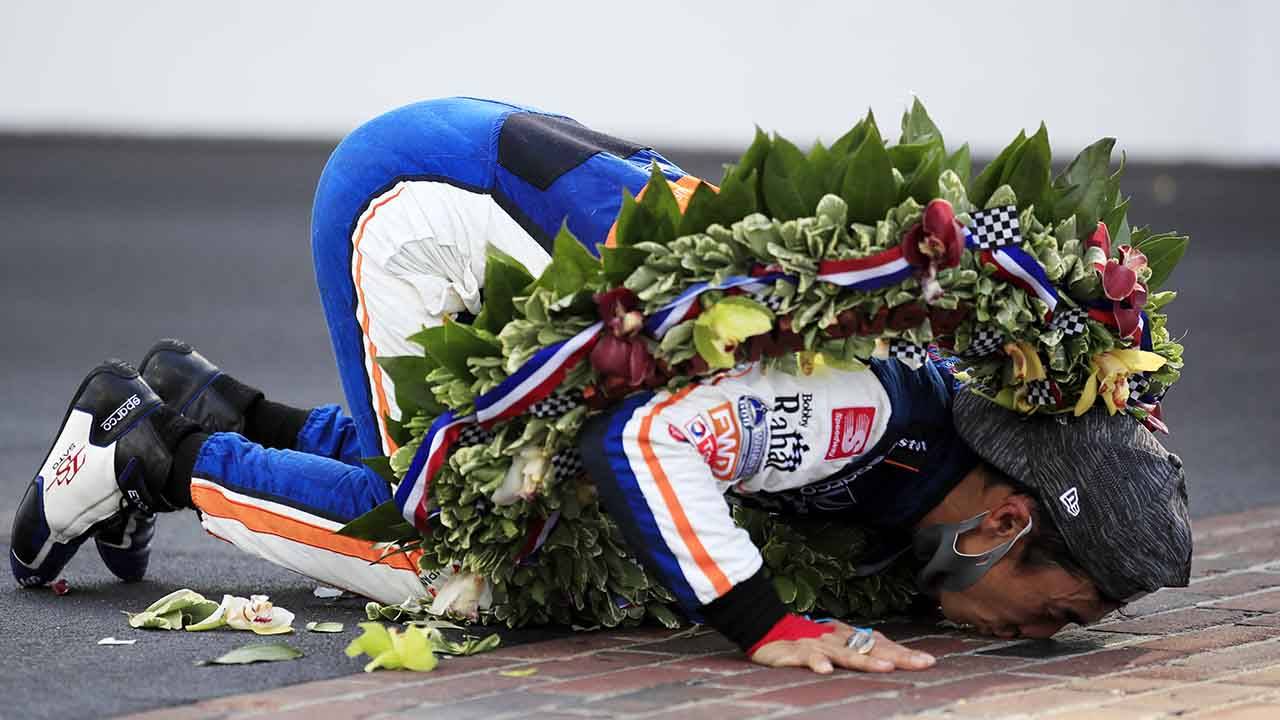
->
{"left": 983, "top": 494, "right": 1035, "bottom": 539}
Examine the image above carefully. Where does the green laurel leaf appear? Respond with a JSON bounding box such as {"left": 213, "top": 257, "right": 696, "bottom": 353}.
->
{"left": 840, "top": 116, "right": 896, "bottom": 224}
{"left": 1134, "top": 233, "right": 1190, "bottom": 290}
{"left": 1001, "top": 123, "right": 1053, "bottom": 221}
{"left": 972, "top": 130, "right": 1027, "bottom": 206}
{"left": 899, "top": 97, "right": 944, "bottom": 148}
{"left": 474, "top": 245, "right": 535, "bottom": 334}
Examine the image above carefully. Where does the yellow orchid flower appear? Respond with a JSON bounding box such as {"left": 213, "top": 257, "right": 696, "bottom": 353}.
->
{"left": 1074, "top": 349, "right": 1167, "bottom": 416}
{"left": 693, "top": 297, "right": 774, "bottom": 370}
{"left": 1004, "top": 342, "right": 1047, "bottom": 384}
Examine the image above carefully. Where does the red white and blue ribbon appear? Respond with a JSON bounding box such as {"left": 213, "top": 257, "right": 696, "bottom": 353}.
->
{"left": 963, "top": 207, "right": 1058, "bottom": 318}
{"left": 643, "top": 274, "right": 787, "bottom": 339}
{"left": 815, "top": 246, "right": 912, "bottom": 289}
{"left": 642, "top": 248, "right": 910, "bottom": 341}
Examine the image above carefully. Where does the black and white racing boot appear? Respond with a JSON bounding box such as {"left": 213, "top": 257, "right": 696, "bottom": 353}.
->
{"left": 10, "top": 361, "right": 187, "bottom": 587}
{"left": 139, "top": 339, "right": 250, "bottom": 435}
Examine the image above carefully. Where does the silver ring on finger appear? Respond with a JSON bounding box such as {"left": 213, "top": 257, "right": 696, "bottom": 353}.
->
{"left": 845, "top": 627, "right": 875, "bottom": 655}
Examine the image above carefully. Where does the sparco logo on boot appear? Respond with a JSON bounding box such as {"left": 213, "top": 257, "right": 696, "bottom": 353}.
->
{"left": 101, "top": 394, "right": 142, "bottom": 432}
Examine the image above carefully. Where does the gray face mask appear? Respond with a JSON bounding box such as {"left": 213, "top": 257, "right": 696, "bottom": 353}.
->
{"left": 913, "top": 512, "right": 1034, "bottom": 595}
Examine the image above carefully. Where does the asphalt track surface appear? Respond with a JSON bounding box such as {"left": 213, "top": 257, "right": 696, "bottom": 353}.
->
{"left": 0, "top": 136, "right": 1276, "bottom": 719}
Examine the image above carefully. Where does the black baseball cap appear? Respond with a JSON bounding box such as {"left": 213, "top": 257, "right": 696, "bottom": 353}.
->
{"left": 952, "top": 391, "right": 1192, "bottom": 602}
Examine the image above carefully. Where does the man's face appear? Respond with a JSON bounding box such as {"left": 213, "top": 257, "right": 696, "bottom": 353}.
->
{"left": 936, "top": 553, "right": 1119, "bottom": 639}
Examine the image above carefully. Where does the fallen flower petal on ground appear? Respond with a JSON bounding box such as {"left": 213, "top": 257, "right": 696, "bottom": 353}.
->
{"left": 97, "top": 637, "right": 137, "bottom": 645}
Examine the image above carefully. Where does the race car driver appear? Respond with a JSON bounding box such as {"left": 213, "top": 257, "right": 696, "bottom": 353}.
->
{"left": 9, "top": 97, "right": 1193, "bottom": 675}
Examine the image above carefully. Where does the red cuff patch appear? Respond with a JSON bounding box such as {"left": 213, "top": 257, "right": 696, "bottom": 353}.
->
{"left": 747, "top": 614, "right": 835, "bottom": 657}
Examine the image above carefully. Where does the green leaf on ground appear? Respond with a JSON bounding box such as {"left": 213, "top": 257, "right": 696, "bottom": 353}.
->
{"left": 197, "top": 643, "right": 303, "bottom": 666}
{"left": 126, "top": 589, "right": 221, "bottom": 630}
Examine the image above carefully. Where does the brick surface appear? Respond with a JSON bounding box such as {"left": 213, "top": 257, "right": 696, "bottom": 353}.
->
{"left": 628, "top": 630, "right": 738, "bottom": 655}
{"left": 1190, "top": 572, "right": 1280, "bottom": 596}
{"left": 743, "top": 675, "right": 903, "bottom": 706}
{"left": 118, "top": 504, "right": 1280, "bottom": 720}
{"left": 1229, "top": 664, "right": 1280, "bottom": 686}
{"left": 1020, "top": 646, "right": 1181, "bottom": 677}
{"left": 703, "top": 666, "right": 820, "bottom": 690}
{"left": 643, "top": 702, "right": 781, "bottom": 720}
{"left": 1211, "top": 589, "right": 1280, "bottom": 613}
{"left": 1103, "top": 682, "right": 1269, "bottom": 714}
{"left": 498, "top": 650, "right": 665, "bottom": 679}
{"left": 1190, "top": 700, "right": 1280, "bottom": 719}
{"left": 530, "top": 666, "right": 707, "bottom": 696}
{"left": 1092, "top": 607, "right": 1252, "bottom": 634}
{"left": 578, "top": 681, "right": 727, "bottom": 715}
{"left": 1066, "top": 674, "right": 1178, "bottom": 695}
{"left": 941, "top": 687, "right": 1106, "bottom": 718}
{"left": 1193, "top": 550, "right": 1280, "bottom": 578}
{"left": 1193, "top": 508, "right": 1280, "bottom": 537}
{"left": 979, "top": 631, "right": 1139, "bottom": 659}
{"left": 902, "top": 635, "right": 990, "bottom": 657}
{"left": 1121, "top": 587, "right": 1216, "bottom": 617}
{"left": 1138, "top": 624, "right": 1280, "bottom": 652}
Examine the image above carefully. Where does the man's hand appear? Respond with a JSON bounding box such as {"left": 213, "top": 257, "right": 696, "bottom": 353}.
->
{"left": 749, "top": 621, "right": 936, "bottom": 674}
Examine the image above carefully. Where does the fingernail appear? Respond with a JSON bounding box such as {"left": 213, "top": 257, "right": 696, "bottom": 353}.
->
{"left": 914, "top": 653, "right": 936, "bottom": 666}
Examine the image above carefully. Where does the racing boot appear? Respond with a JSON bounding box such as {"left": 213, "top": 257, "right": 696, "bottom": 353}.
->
{"left": 10, "top": 361, "right": 197, "bottom": 587}
{"left": 139, "top": 338, "right": 311, "bottom": 453}
{"left": 138, "top": 338, "right": 254, "bottom": 435}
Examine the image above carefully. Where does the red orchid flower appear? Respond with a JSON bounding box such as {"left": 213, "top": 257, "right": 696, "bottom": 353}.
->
{"left": 902, "top": 199, "right": 965, "bottom": 271}
{"left": 1086, "top": 222, "right": 1112, "bottom": 270}
{"left": 1087, "top": 223, "right": 1151, "bottom": 341}
{"left": 594, "top": 287, "right": 644, "bottom": 337}
{"left": 589, "top": 334, "right": 656, "bottom": 391}
{"left": 901, "top": 199, "right": 965, "bottom": 303}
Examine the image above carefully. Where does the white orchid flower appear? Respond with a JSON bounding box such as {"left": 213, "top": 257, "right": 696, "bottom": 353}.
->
{"left": 192, "top": 594, "right": 295, "bottom": 635}
{"left": 428, "top": 572, "right": 492, "bottom": 621}
{"left": 491, "top": 446, "right": 550, "bottom": 506}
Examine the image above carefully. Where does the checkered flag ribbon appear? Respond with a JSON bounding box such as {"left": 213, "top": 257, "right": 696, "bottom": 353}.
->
{"left": 887, "top": 339, "right": 928, "bottom": 369}
{"left": 967, "top": 206, "right": 1022, "bottom": 250}
{"left": 745, "top": 286, "right": 786, "bottom": 312}
{"left": 962, "top": 327, "right": 1005, "bottom": 357}
{"left": 551, "top": 448, "right": 585, "bottom": 483}
{"left": 1050, "top": 307, "right": 1088, "bottom": 337}
{"left": 528, "top": 391, "right": 583, "bottom": 419}
{"left": 456, "top": 424, "right": 494, "bottom": 447}
{"left": 1026, "top": 379, "right": 1057, "bottom": 407}
{"left": 1128, "top": 373, "right": 1157, "bottom": 405}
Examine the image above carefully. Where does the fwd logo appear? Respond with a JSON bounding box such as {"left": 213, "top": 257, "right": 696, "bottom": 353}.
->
{"left": 1059, "top": 487, "right": 1081, "bottom": 517}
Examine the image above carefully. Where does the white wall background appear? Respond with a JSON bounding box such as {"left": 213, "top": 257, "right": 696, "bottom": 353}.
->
{"left": 2, "top": 1, "right": 1276, "bottom": 163}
